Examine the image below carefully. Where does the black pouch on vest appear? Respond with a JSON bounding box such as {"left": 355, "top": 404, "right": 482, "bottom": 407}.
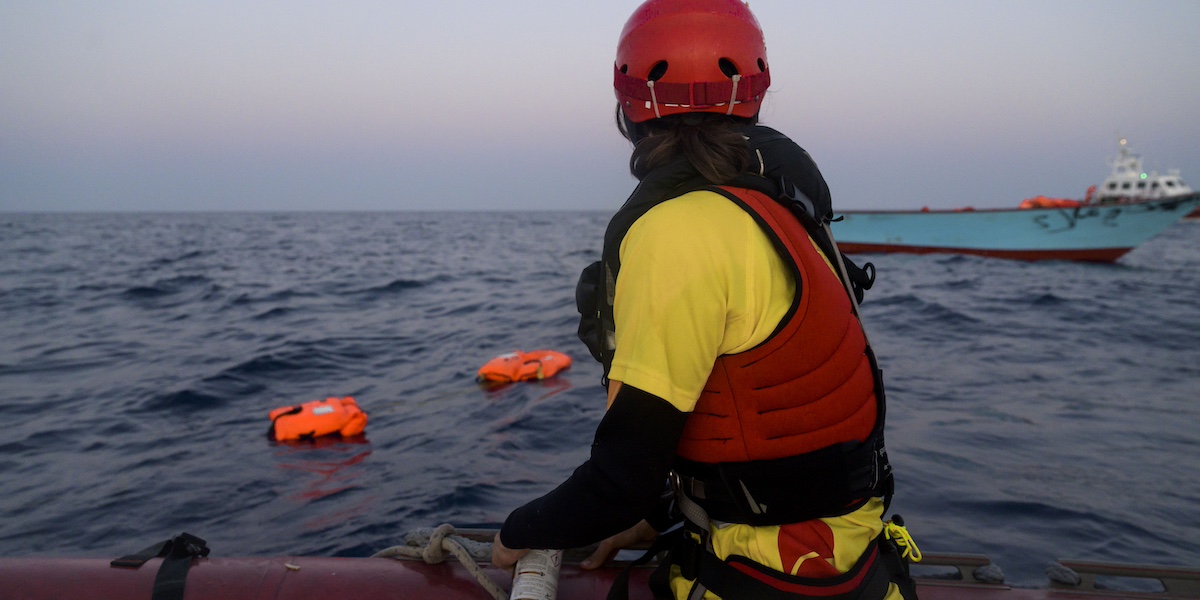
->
{"left": 576, "top": 260, "right": 605, "bottom": 363}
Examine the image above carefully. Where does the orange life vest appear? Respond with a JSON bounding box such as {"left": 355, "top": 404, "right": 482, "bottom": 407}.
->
{"left": 268, "top": 396, "right": 368, "bottom": 442}
{"left": 476, "top": 350, "right": 572, "bottom": 383}
{"left": 677, "top": 186, "right": 877, "bottom": 464}
{"left": 1019, "top": 196, "right": 1083, "bottom": 209}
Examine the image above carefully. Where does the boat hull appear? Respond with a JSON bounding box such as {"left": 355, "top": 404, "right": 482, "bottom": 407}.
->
{"left": 831, "top": 194, "right": 1200, "bottom": 262}
{"left": 1, "top": 554, "right": 1187, "bottom": 600}
{"left": 0, "top": 556, "right": 632, "bottom": 600}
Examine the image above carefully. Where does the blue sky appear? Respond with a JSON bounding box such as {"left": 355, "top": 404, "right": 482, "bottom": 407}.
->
{"left": 2, "top": 1, "right": 1198, "bottom": 212}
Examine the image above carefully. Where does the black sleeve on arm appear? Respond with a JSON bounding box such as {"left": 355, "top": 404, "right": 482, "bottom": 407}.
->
{"left": 498, "top": 385, "right": 688, "bottom": 550}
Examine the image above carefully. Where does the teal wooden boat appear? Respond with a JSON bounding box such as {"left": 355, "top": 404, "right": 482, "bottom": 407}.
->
{"left": 832, "top": 141, "right": 1198, "bottom": 262}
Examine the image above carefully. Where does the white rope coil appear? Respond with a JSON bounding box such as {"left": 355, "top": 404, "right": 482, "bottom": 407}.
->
{"left": 373, "top": 524, "right": 508, "bottom": 600}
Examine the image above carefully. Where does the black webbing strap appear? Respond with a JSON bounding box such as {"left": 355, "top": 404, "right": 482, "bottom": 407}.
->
{"left": 606, "top": 528, "right": 684, "bottom": 600}
{"left": 111, "top": 532, "right": 210, "bottom": 600}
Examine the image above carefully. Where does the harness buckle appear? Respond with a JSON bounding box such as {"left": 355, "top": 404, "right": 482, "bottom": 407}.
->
{"left": 670, "top": 471, "right": 708, "bottom": 501}
{"left": 176, "top": 533, "right": 210, "bottom": 559}
{"left": 669, "top": 470, "right": 682, "bottom": 498}
{"left": 870, "top": 449, "right": 880, "bottom": 492}
{"left": 871, "top": 438, "right": 893, "bottom": 495}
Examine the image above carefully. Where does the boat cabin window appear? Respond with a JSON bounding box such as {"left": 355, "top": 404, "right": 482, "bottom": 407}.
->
{"left": 1106, "top": 182, "right": 1118, "bottom": 191}
{"left": 1165, "top": 180, "right": 1176, "bottom": 188}
{"left": 1152, "top": 182, "right": 1160, "bottom": 189}
{"left": 1121, "top": 182, "right": 1132, "bottom": 190}
{"left": 1137, "top": 181, "right": 1146, "bottom": 189}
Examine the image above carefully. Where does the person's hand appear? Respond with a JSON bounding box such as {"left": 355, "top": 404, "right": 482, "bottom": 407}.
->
{"left": 580, "top": 520, "right": 658, "bottom": 570}
{"left": 491, "top": 532, "right": 530, "bottom": 570}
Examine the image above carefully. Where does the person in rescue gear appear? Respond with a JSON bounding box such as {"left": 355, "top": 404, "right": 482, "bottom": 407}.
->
{"left": 493, "top": 1, "right": 917, "bottom": 598}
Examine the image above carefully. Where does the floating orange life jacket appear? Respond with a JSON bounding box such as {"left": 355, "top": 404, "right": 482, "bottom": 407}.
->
{"left": 476, "top": 350, "right": 572, "bottom": 383}
{"left": 268, "top": 396, "right": 368, "bottom": 442}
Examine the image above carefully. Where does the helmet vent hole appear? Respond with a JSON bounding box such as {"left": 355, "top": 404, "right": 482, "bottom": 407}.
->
{"left": 647, "top": 61, "right": 669, "bottom": 82}
{"left": 757, "top": 58, "right": 766, "bottom": 72}
{"left": 718, "top": 58, "right": 739, "bottom": 78}
{"left": 620, "top": 64, "right": 628, "bottom": 74}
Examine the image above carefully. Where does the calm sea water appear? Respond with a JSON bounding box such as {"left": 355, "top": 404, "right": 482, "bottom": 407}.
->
{"left": 2, "top": 211, "right": 1198, "bottom": 588}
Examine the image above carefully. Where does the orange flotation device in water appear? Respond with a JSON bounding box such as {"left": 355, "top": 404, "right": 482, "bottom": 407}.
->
{"left": 268, "top": 396, "right": 368, "bottom": 442}
{"left": 476, "top": 350, "right": 572, "bottom": 383}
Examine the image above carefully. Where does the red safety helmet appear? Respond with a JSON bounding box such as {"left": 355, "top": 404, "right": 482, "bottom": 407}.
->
{"left": 615, "top": 0, "right": 771, "bottom": 124}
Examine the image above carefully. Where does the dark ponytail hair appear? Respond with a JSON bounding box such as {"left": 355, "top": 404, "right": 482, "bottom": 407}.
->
{"left": 616, "top": 105, "right": 754, "bottom": 185}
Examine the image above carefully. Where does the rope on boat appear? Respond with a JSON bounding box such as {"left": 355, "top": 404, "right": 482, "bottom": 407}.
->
{"left": 1045, "top": 562, "right": 1082, "bottom": 586}
{"left": 372, "top": 523, "right": 508, "bottom": 600}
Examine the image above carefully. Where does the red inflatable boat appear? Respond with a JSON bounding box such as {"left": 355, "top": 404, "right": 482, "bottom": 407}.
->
{"left": 2, "top": 528, "right": 1198, "bottom": 600}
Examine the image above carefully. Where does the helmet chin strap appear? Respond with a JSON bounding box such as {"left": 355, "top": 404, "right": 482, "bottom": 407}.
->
{"left": 618, "top": 106, "right": 647, "bottom": 144}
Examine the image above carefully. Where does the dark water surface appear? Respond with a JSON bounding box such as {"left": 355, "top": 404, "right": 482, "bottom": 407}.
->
{"left": 2, "top": 212, "right": 1197, "bottom": 588}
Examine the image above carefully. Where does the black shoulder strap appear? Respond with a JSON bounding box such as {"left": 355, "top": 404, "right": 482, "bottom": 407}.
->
{"left": 601, "top": 158, "right": 711, "bottom": 274}
{"left": 740, "top": 124, "right": 833, "bottom": 223}
{"left": 111, "top": 532, "right": 210, "bottom": 600}
{"left": 725, "top": 172, "right": 875, "bottom": 305}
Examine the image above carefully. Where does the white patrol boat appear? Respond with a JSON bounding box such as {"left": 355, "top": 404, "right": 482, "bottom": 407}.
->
{"left": 1091, "top": 138, "right": 1193, "bottom": 204}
